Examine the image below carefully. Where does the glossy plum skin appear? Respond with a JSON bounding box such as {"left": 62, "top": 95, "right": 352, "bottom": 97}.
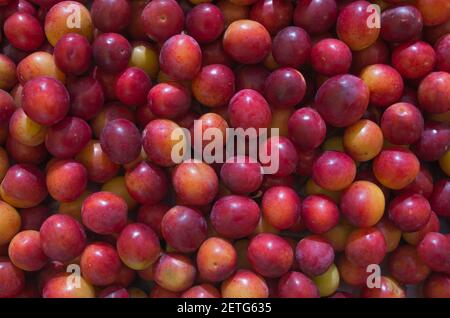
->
{"left": 137, "top": 203, "right": 169, "bottom": 238}
{"left": 42, "top": 274, "right": 95, "bottom": 298}
{"left": 262, "top": 186, "right": 300, "bottom": 230}
{"left": 277, "top": 271, "right": 319, "bottom": 298}
{"left": 382, "top": 227, "right": 408, "bottom": 259}
{"left": 216, "top": 0, "right": 250, "bottom": 28}
{"left": 210, "top": 195, "right": 260, "bottom": 239}
{"left": 228, "top": 89, "right": 272, "bottom": 130}
{"left": 4, "top": 13, "right": 44, "bottom": 52}
{"left": 412, "top": 121, "right": 450, "bottom": 162}
{"left": 314, "top": 74, "right": 369, "bottom": 128}
{"left": 296, "top": 148, "right": 319, "bottom": 176}
{"left": 182, "top": 284, "right": 221, "bottom": 298}
{"left": 68, "top": 77, "right": 104, "bottom": 120}
{"left": 381, "top": 5, "right": 423, "bottom": 43}
{"left": 0, "top": 257, "right": 25, "bottom": 298}
{"left": 149, "top": 285, "right": 180, "bottom": 298}
{"left": 8, "top": 230, "right": 47, "bottom": 272}
{"left": 76, "top": 140, "right": 120, "bottom": 183}
{"left": 45, "top": 116, "right": 92, "bottom": 159}
{"left": 116, "top": 223, "right": 161, "bottom": 271}
{"left": 161, "top": 206, "right": 207, "bottom": 253}
{"left": 381, "top": 103, "right": 424, "bottom": 145}
{"left": 288, "top": 107, "right": 326, "bottom": 150}
{"left": 221, "top": 270, "right": 269, "bottom": 298}
{"left": 220, "top": 156, "right": 263, "bottom": 195}
{"left": 172, "top": 161, "right": 219, "bottom": 206}
{"left": 264, "top": 67, "right": 306, "bottom": 108}
{"left": 340, "top": 181, "right": 385, "bottom": 228}
{"left": 142, "top": 119, "right": 183, "bottom": 167}
{"left": 262, "top": 136, "right": 298, "bottom": 177}
{"left": 359, "top": 64, "right": 404, "bottom": 108}
{"left": 44, "top": 1, "right": 93, "bottom": 47}
{"left": 19, "top": 205, "right": 50, "bottom": 232}
{"left": 415, "top": 0, "right": 450, "bottom": 26}
{"left": 192, "top": 64, "right": 235, "bottom": 108}
{"left": 423, "top": 273, "right": 450, "bottom": 298}
{"left": 360, "top": 276, "right": 405, "bottom": 298}
{"left": 6, "top": 136, "right": 47, "bottom": 166}
{"left": 417, "top": 72, "right": 450, "bottom": 114}
{"left": 435, "top": 35, "right": 450, "bottom": 72}
{"left": 0, "top": 200, "right": 21, "bottom": 246}
{"left": 417, "top": 232, "right": 450, "bottom": 273}
{"left": 54, "top": 33, "right": 91, "bottom": 76}
{"left": 392, "top": 41, "right": 436, "bottom": 80}
{"left": 403, "top": 211, "right": 440, "bottom": 246}
{"left": 141, "top": 0, "right": 185, "bottom": 43}
{"left": 312, "top": 151, "right": 356, "bottom": 191}
{"left": 388, "top": 245, "right": 430, "bottom": 285}
{"left": 293, "top": 0, "right": 337, "bottom": 35}
{"left": 388, "top": 193, "right": 431, "bottom": 232}
{"left": 311, "top": 39, "right": 352, "bottom": 76}
{"left": 92, "top": 102, "right": 136, "bottom": 138}
{"left": 0, "top": 164, "right": 47, "bottom": 209}
{"left": 261, "top": 173, "right": 295, "bottom": 192}
{"left": 186, "top": 3, "right": 225, "bottom": 44}
{"left": 159, "top": 34, "right": 202, "bottom": 81}
{"left": 115, "top": 67, "right": 152, "bottom": 107}
{"left": 103, "top": 175, "right": 139, "bottom": 211}
{"left": 373, "top": 147, "right": 420, "bottom": 190}
{"left": 99, "top": 285, "right": 130, "bottom": 298}
{"left": 201, "top": 39, "right": 234, "bottom": 67}
{"left": 250, "top": 0, "right": 293, "bottom": 36}
{"left": 80, "top": 242, "right": 121, "bottom": 286}
{"left": 0, "top": 145, "right": 9, "bottom": 177}
{"left": 272, "top": 26, "right": 311, "bottom": 68}
{"left": 351, "top": 39, "right": 389, "bottom": 74}
{"left": 2, "top": 1, "right": 37, "bottom": 19}
{"left": 148, "top": 82, "right": 190, "bottom": 119}
{"left": 153, "top": 253, "right": 197, "bottom": 292}
{"left": 223, "top": 19, "right": 271, "bottom": 64}
{"left": 46, "top": 159, "right": 87, "bottom": 202}
{"left": 0, "top": 87, "right": 16, "bottom": 124}
{"left": 301, "top": 194, "right": 339, "bottom": 234}
{"left": 100, "top": 119, "right": 142, "bottom": 165}
{"left": 81, "top": 191, "right": 128, "bottom": 235}
{"left": 22, "top": 76, "right": 69, "bottom": 126}
{"left": 336, "top": 1, "right": 380, "bottom": 51}
{"left": 376, "top": 217, "right": 402, "bottom": 254}
{"left": 189, "top": 112, "right": 228, "bottom": 152}
{"left": 125, "top": 161, "right": 168, "bottom": 205}
{"left": 93, "top": 68, "right": 119, "bottom": 101}
{"left": 90, "top": 0, "right": 131, "bottom": 33}
{"left": 337, "top": 255, "right": 369, "bottom": 287}
{"left": 197, "top": 237, "right": 237, "bottom": 283}
{"left": 248, "top": 234, "right": 293, "bottom": 278}
{"left": 343, "top": 119, "right": 383, "bottom": 162}
{"left": 429, "top": 179, "right": 450, "bottom": 218}
{"left": 235, "top": 65, "right": 270, "bottom": 94}
{"left": 345, "top": 227, "right": 387, "bottom": 267}
{"left": 16, "top": 51, "right": 65, "bottom": 84}
{"left": 295, "top": 235, "right": 334, "bottom": 277}
{"left": 39, "top": 214, "right": 86, "bottom": 262}
{"left": 92, "top": 33, "right": 131, "bottom": 74}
